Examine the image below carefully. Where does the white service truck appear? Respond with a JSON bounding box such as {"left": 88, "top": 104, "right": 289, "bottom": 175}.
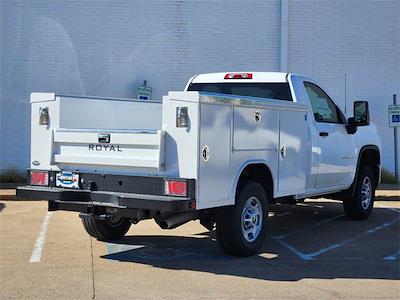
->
{"left": 17, "top": 72, "right": 381, "bottom": 256}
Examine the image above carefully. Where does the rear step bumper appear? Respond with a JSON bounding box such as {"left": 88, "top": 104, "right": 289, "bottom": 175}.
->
{"left": 16, "top": 186, "right": 195, "bottom": 213}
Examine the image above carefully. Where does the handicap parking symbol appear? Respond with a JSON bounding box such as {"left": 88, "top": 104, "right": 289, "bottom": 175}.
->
{"left": 392, "top": 114, "right": 400, "bottom": 123}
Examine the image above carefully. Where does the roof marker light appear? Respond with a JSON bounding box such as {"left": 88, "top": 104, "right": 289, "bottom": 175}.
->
{"left": 224, "top": 73, "right": 253, "bottom": 79}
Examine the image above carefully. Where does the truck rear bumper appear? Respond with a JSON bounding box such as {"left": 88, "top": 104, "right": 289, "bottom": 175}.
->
{"left": 16, "top": 186, "right": 195, "bottom": 214}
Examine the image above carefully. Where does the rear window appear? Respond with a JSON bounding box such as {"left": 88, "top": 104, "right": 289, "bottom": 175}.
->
{"left": 187, "top": 83, "right": 292, "bottom": 101}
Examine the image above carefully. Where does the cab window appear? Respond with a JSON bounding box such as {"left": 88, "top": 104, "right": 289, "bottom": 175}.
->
{"left": 304, "top": 82, "right": 345, "bottom": 123}
{"left": 188, "top": 83, "right": 293, "bottom": 101}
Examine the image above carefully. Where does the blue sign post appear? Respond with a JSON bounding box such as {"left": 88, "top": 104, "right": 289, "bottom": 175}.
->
{"left": 389, "top": 95, "right": 399, "bottom": 182}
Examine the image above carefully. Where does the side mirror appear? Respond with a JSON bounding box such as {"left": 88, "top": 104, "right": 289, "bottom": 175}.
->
{"left": 352, "top": 101, "right": 370, "bottom": 126}
{"left": 346, "top": 101, "right": 370, "bottom": 134}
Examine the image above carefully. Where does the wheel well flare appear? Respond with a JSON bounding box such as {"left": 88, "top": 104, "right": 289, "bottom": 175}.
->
{"left": 359, "top": 147, "right": 380, "bottom": 187}
{"left": 237, "top": 164, "right": 273, "bottom": 202}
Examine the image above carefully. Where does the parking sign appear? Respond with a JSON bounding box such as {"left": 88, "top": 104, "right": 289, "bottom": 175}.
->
{"left": 388, "top": 105, "right": 400, "bottom": 127}
{"left": 137, "top": 86, "right": 152, "bottom": 101}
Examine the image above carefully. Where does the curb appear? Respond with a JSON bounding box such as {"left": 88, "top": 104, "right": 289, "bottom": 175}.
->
{"left": 376, "top": 195, "right": 400, "bottom": 201}
{"left": 0, "top": 190, "right": 40, "bottom": 201}
{"left": 0, "top": 183, "right": 26, "bottom": 189}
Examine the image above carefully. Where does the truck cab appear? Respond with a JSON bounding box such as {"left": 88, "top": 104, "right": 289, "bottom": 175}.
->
{"left": 186, "top": 72, "right": 380, "bottom": 199}
{"left": 17, "top": 72, "right": 381, "bottom": 256}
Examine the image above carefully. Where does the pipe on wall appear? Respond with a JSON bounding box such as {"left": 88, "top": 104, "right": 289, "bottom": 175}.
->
{"left": 280, "top": 0, "right": 289, "bottom": 72}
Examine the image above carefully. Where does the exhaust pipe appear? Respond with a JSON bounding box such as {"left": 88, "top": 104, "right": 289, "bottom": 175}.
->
{"left": 156, "top": 212, "right": 197, "bottom": 229}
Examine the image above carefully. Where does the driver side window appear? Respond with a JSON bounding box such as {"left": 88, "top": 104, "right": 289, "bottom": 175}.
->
{"left": 304, "top": 82, "right": 344, "bottom": 124}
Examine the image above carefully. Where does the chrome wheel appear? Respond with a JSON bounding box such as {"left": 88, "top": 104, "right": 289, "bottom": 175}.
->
{"left": 241, "top": 196, "right": 263, "bottom": 243}
{"left": 361, "top": 176, "right": 372, "bottom": 210}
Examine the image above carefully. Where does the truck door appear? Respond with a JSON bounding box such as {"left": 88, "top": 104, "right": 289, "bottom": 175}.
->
{"left": 303, "top": 82, "right": 355, "bottom": 189}
{"left": 278, "top": 109, "right": 309, "bottom": 195}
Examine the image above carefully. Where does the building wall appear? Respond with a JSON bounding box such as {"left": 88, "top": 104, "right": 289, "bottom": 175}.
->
{"left": 0, "top": 0, "right": 281, "bottom": 172}
{"left": 0, "top": 0, "right": 399, "bottom": 176}
{"left": 288, "top": 0, "right": 400, "bottom": 174}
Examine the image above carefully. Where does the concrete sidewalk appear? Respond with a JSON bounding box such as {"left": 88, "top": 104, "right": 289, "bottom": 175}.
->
{"left": 1, "top": 187, "right": 398, "bottom": 201}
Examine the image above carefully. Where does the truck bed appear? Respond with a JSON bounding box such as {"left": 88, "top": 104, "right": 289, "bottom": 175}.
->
{"left": 29, "top": 91, "right": 309, "bottom": 210}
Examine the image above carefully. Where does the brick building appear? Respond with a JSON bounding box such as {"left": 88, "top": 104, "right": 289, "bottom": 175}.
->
{"left": 0, "top": 0, "right": 399, "bottom": 175}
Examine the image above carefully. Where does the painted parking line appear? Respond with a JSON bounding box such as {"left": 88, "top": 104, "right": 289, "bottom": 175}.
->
{"left": 29, "top": 212, "right": 53, "bottom": 263}
{"left": 375, "top": 202, "right": 400, "bottom": 213}
{"left": 275, "top": 217, "right": 400, "bottom": 260}
{"left": 105, "top": 242, "right": 189, "bottom": 260}
{"left": 383, "top": 250, "right": 400, "bottom": 260}
{"left": 268, "top": 211, "right": 292, "bottom": 218}
{"left": 274, "top": 211, "right": 292, "bottom": 217}
{"left": 107, "top": 242, "right": 145, "bottom": 254}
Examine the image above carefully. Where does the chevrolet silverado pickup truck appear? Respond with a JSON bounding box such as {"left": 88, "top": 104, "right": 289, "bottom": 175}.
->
{"left": 17, "top": 72, "right": 381, "bottom": 256}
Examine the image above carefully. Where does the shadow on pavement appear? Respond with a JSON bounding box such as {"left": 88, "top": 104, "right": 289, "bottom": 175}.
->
{"left": 0, "top": 202, "right": 5, "bottom": 213}
{"left": 101, "top": 201, "right": 399, "bottom": 282}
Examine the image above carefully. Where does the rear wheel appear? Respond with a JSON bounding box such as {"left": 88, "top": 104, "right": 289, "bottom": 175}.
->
{"left": 343, "top": 166, "right": 375, "bottom": 220}
{"left": 216, "top": 181, "right": 268, "bottom": 256}
{"left": 82, "top": 215, "right": 131, "bottom": 241}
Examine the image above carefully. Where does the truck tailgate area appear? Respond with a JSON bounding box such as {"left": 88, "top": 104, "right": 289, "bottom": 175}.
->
{"left": 53, "top": 128, "right": 165, "bottom": 170}
{"left": 30, "top": 93, "right": 167, "bottom": 174}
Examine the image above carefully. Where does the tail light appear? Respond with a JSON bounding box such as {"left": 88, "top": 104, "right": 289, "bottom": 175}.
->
{"left": 224, "top": 73, "right": 253, "bottom": 79}
{"left": 30, "top": 171, "right": 49, "bottom": 186}
{"left": 164, "top": 179, "right": 187, "bottom": 197}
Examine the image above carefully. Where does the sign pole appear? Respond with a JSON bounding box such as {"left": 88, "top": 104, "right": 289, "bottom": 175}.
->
{"left": 394, "top": 94, "right": 399, "bottom": 182}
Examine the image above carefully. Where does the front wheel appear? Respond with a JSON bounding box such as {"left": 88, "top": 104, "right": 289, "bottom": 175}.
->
{"left": 343, "top": 166, "right": 376, "bottom": 220}
{"left": 81, "top": 215, "right": 131, "bottom": 241}
{"left": 216, "top": 181, "right": 268, "bottom": 256}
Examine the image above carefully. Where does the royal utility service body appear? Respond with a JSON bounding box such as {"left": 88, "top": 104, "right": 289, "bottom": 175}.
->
{"left": 17, "top": 72, "right": 381, "bottom": 256}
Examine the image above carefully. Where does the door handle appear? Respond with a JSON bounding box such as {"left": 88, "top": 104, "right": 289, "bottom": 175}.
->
{"left": 280, "top": 144, "right": 287, "bottom": 158}
{"left": 319, "top": 131, "right": 329, "bottom": 137}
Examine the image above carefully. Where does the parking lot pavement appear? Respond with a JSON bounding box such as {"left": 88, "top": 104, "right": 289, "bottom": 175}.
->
{"left": 1, "top": 199, "right": 399, "bottom": 300}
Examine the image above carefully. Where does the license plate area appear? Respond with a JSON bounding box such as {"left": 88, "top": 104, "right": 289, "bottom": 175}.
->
{"left": 56, "top": 172, "right": 80, "bottom": 189}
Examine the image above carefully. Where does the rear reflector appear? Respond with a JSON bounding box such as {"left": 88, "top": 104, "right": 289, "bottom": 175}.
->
{"left": 164, "top": 179, "right": 187, "bottom": 197}
{"left": 224, "top": 73, "right": 253, "bottom": 79}
{"left": 30, "top": 171, "right": 49, "bottom": 186}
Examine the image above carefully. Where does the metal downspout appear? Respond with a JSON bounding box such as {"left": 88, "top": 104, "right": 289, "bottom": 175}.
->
{"left": 280, "top": 0, "right": 289, "bottom": 72}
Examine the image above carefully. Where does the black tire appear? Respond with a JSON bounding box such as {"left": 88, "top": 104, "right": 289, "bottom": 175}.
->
{"left": 216, "top": 181, "right": 268, "bottom": 257}
{"left": 81, "top": 216, "right": 131, "bottom": 241}
{"left": 343, "top": 166, "right": 375, "bottom": 220}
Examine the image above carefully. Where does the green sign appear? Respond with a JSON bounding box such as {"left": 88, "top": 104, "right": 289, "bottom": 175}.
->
{"left": 137, "top": 86, "right": 152, "bottom": 101}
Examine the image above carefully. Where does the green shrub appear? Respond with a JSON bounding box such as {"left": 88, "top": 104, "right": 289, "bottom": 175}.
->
{"left": 381, "top": 167, "right": 398, "bottom": 184}
{"left": 0, "top": 168, "right": 27, "bottom": 183}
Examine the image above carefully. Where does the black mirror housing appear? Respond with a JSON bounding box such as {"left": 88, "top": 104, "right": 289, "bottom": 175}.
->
{"left": 353, "top": 101, "right": 370, "bottom": 126}
{"left": 346, "top": 101, "right": 370, "bottom": 134}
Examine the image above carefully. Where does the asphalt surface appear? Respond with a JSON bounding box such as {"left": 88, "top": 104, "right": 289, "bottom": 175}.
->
{"left": 1, "top": 199, "right": 399, "bottom": 299}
